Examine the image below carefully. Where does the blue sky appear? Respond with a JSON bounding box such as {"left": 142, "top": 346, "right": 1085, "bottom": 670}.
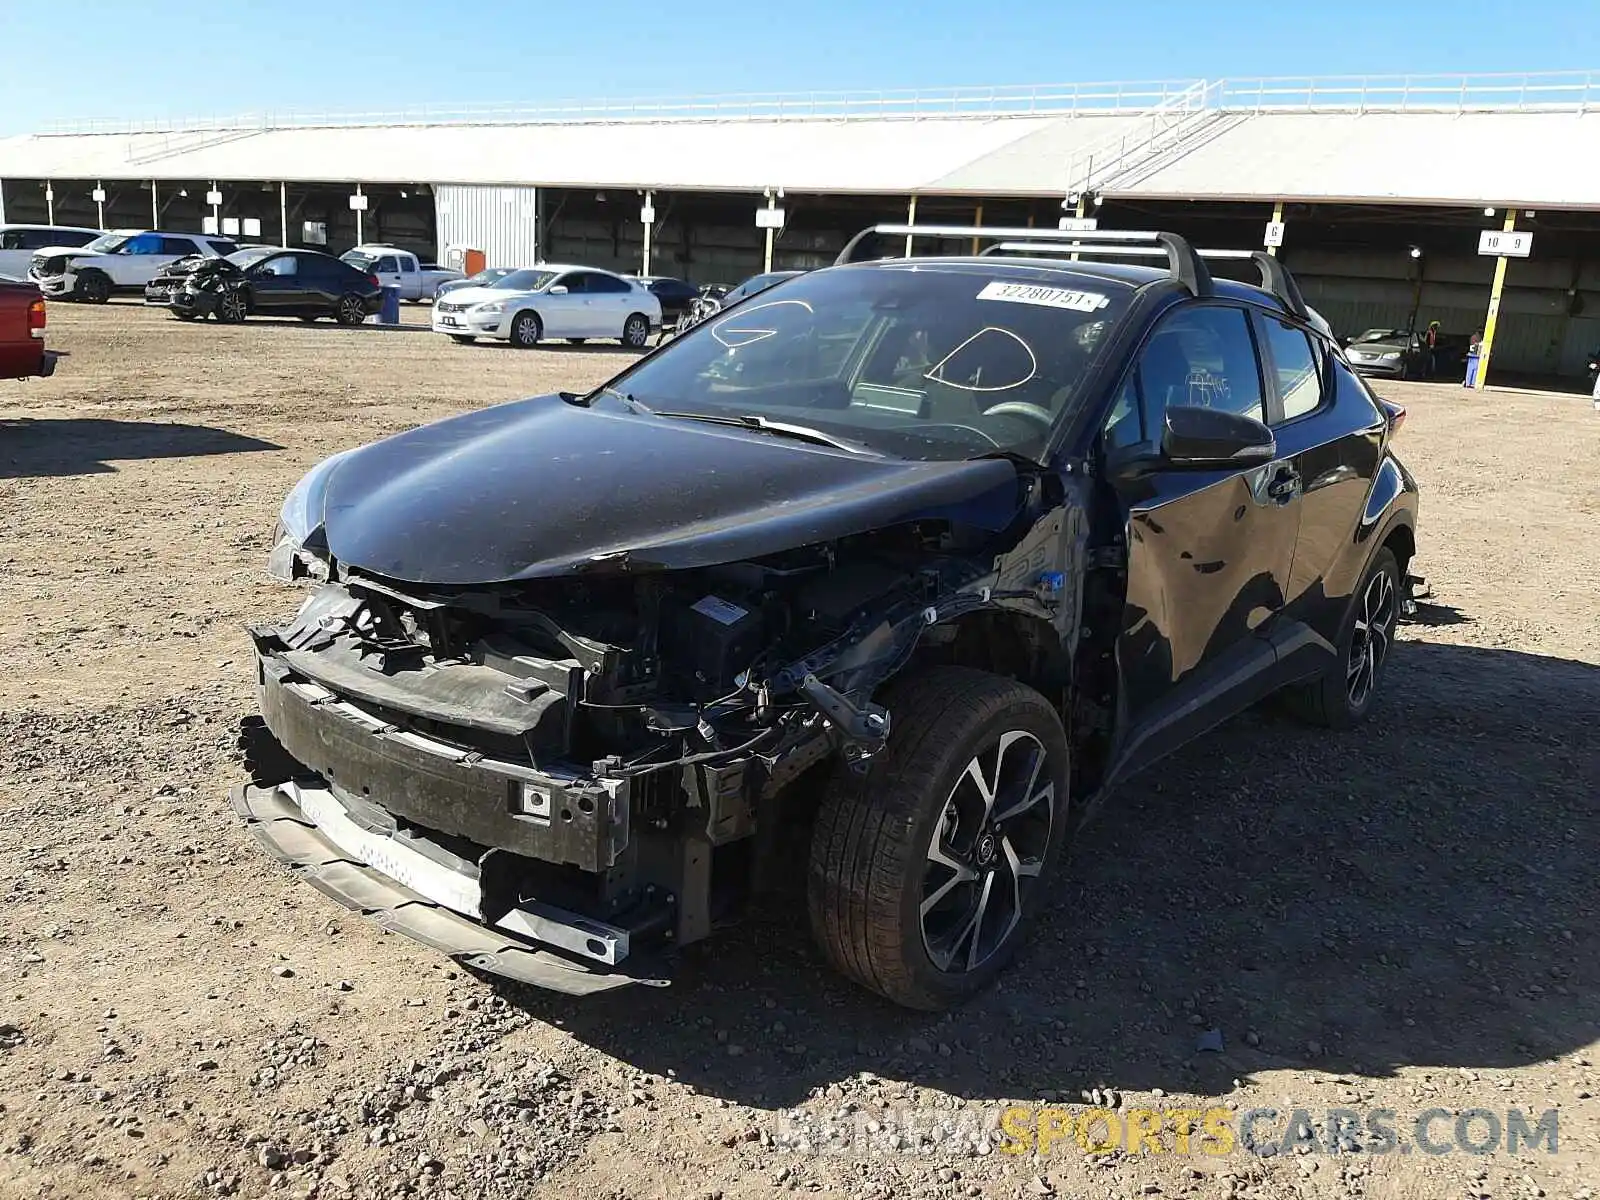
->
{"left": 1, "top": 0, "right": 1597, "bottom": 134}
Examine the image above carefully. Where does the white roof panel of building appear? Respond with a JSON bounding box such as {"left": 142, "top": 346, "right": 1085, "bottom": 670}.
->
{"left": 3, "top": 91, "right": 1600, "bottom": 209}
{"left": 0, "top": 115, "right": 1141, "bottom": 195}
{"left": 1112, "top": 111, "right": 1600, "bottom": 208}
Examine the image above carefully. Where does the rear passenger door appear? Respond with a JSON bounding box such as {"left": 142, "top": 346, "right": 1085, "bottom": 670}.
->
{"left": 1102, "top": 303, "right": 1302, "bottom": 779}
{"left": 1253, "top": 310, "right": 1389, "bottom": 665}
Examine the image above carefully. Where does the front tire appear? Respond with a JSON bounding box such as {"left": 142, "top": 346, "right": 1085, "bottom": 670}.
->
{"left": 621, "top": 313, "right": 651, "bottom": 349}
{"left": 215, "top": 289, "right": 248, "bottom": 324}
{"left": 510, "top": 311, "right": 542, "bottom": 348}
{"left": 74, "top": 272, "right": 112, "bottom": 304}
{"left": 807, "top": 668, "right": 1070, "bottom": 1010}
{"left": 1282, "top": 546, "right": 1401, "bottom": 728}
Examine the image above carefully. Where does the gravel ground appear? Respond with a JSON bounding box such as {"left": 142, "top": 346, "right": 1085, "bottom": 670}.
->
{"left": 2, "top": 302, "right": 1597, "bottom": 1200}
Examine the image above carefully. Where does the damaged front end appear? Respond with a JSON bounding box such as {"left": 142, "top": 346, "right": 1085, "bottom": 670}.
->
{"left": 239, "top": 508, "right": 1082, "bottom": 992}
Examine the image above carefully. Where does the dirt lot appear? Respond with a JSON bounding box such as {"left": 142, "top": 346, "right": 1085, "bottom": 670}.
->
{"left": 2, "top": 302, "right": 1597, "bottom": 1200}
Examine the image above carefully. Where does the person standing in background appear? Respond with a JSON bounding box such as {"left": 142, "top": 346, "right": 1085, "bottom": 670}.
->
{"left": 1424, "top": 320, "right": 1441, "bottom": 378}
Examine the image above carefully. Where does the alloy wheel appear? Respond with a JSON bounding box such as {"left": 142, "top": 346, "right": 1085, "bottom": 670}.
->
{"left": 623, "top": 315, "right": 649, "bottom": 348}
{"left": 219, "top": 292, "right": 246, "bottom": 323}
{"left": 340, "top": 296, "right": 364, "bottom": 325}
{"left": 1347, "top": 567, "right": 1397, "bottom": 708}
{"left": 920, "top": 729, "right": 1055, "bottom": 974}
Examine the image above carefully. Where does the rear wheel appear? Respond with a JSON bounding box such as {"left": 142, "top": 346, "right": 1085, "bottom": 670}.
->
{"left": 74, "top": 271, "right": 111, "bottom": 304}
{"left": 335, "top": 293, "right": 366, "bottom": 326}
{"left": 1282, "top": 546, "right": 1400, "bottom": 728}
{"left": 510, "top": 310, "right": 542, "bottom": 348}
{"left": 808, "top": 668, "right": 1070, "bottom": 1010}
{"left": 621, "top": 312, "right": 650, "bottom": 349}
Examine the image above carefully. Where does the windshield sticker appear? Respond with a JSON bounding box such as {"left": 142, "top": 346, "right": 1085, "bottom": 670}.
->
{"left": 976, "top": 281, "right": 1110, "bottom": 312}
{"left": 692, "top": 595, "right": 750, "bottom": 626}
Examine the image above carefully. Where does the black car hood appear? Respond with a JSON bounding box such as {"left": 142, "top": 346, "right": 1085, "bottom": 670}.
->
{"left": 321, "top": 396, "right": 1023, "bottom": 585}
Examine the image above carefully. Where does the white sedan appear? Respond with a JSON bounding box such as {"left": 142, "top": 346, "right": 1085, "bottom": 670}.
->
{"left": 431, "top": 265, "right": 661, "bottom": 349}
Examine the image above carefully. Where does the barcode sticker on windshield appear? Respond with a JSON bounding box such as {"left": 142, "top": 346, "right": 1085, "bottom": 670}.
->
{"left": 976, "top": 281, "right": 1110, "bottom": 312}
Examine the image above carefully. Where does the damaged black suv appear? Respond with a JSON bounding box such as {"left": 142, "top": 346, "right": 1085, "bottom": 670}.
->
{"left": 236, "top": 225, "right": 1418, "bottom": 1010}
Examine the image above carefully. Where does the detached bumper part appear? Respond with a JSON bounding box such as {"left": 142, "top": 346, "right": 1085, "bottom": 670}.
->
{"left": 232, "top": 782, "right": 665, "bottom": 995}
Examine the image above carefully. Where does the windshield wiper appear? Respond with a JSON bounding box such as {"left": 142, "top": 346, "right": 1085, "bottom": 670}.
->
{"left": 653, "top": 411, "right": 882, "bottom": 457}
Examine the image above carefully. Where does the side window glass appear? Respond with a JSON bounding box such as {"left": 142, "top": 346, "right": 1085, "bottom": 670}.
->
{"left": 0, "top": 231, "right": 22, "bottom": 250}
{"left": 557, "top": 273, "right": 586, "bottom": 294}
{"left": 399, "top": 257, "right": 417, "bottom": 273}
{"left": 161, "top": 237, "right": 197, "bottom": 256}
{"left": 374, "top": 256, "right": 399, "bottom": 273}
{"left": 1102, "top": 372, "right": 1144, "bottom": 450}
{"left": 1137, "top": 306, "right": 1264, "bottom": 426}
{"left": 123, "top": 233, "right": 164, "bottom": 255}
{"left": 1258, "top": 315, "right": 1323, "bottom": 421}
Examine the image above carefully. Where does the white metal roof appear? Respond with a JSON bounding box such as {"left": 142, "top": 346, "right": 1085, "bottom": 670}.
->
{"left": 0, "top": 116, "right": 1116, "bottom": 195}
{"left": 4, "top": 71, "right": 1600, "bottom": 208}
{"left": 1113, "top": 110, "right": 1600, "bottom": 208}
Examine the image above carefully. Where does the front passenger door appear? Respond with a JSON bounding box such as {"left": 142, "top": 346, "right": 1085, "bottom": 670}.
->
{"left": 1104, "top": 303, "right": 1303, "bottom": 779}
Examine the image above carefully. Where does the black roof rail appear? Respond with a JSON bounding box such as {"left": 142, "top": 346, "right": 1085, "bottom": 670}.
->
{"left": 833, "top": 224, "right": 1213, "bottom": 299}
{"left": 978, "top": 239, "right": 1309, "bottom": 320}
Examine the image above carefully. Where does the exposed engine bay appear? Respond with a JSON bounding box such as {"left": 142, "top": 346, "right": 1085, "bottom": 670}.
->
{"left": 243, "top": 512, "right": 1084, "bottom": 986}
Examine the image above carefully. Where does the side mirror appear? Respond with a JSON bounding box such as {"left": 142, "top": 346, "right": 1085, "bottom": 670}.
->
{"left": 548, "top": 284, "right": 569, "bottom": 295}
{"left": 1160, "top": 405, "right": 1276, "bottom": 468}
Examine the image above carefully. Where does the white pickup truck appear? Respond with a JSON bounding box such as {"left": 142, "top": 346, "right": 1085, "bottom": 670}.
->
{"left": 340, "top": 245, "right": 464, "bottom": 302}
{"left": 29, "top": 229, "right": 238, "bottom": 303}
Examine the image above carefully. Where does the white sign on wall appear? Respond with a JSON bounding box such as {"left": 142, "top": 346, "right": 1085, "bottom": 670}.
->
{"left": 242, "top": 217, "right": 262, "bottom": 237}
{"left": 348, "top": 193, "right": 369, "bottom": 212}
{"left": 91, "top": 187, "right": 106, "bottom": 203}
{"left": 205, "top": 189, "right": 222, "bottom": 207}
{"left": 222, "top": 217, "right": 240, "bottom": 235}
{"left": 1057, "top": 217, "right": 1099, "bottom": 232}
{"left": 640, "top": 205, "right": 656, "bottom": 224}
{"left": 1478, "top": 229, "right": 1532, "bottom": 257}
{"left": 202, "top": 216, "right": 219, "bottom": 235}
{"left": 755, "top": 207, "right": 786, "bottom": 229}
{"left": 1264, "top": 220, "right": 1287, "bottom": 248}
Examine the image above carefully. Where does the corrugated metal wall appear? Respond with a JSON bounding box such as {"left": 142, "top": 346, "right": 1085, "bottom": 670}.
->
{"left": 1291, "top": 248, "right": 1600, "bottom": 377}
{"left": 433, "top": 185, "right": 539, "bottom": 269}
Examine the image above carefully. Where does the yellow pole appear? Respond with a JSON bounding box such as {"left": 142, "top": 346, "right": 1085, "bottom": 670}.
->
{"left": 1475, "top": 209, "right": 1516, "bottom": 389}
{"left": 904, "top": 195, "right": 917, "bottom": 257}
{"left": 1267, "top": 201, "right": 1284, "bottom": 258}
{"left": 970, "top": 203, "right": 983, "bottom": 254}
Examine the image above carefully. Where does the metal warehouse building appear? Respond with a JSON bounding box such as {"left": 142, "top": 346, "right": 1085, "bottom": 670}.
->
{"left": 5, "top": 72, "right": 1600, "bottom": 380}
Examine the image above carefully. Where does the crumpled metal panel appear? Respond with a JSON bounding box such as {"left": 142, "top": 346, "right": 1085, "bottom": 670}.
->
{"left": 230, "top": 784, "right": 660, "bottom": 996}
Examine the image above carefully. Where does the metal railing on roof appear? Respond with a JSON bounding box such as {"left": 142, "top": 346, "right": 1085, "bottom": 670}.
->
{"left": 33, "top": 70, "right": 1600, "bottom": 137}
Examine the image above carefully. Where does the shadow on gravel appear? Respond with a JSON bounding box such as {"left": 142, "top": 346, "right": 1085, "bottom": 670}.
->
{"left": 0, "top": 417, "right": 281, "bottom": 478}
{"left": 503, "top": 639, "right": 1600, "bottom": 1109}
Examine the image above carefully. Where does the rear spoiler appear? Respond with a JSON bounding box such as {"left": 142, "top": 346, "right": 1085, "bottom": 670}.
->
{"left": 834, "top": 224, "right": 1214, "bottom": 300}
